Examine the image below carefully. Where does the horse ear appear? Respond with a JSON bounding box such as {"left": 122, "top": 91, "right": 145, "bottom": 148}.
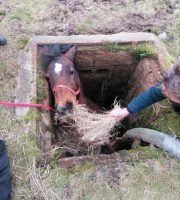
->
{"left": 64, "top": 46, "right": 77, "bottom": 61}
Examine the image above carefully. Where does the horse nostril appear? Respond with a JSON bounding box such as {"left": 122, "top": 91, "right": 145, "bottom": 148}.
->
{"left": 66, "top": 102, "right": 73, "bottom": 111}
{"left": 56, "top": 105, "right": 67, "bottom": 115}
{"left": 55, "top": 102, "right": 73, "bottom": 115}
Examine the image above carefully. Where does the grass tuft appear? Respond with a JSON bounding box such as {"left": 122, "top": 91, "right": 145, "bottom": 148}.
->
{"left": 16, "top": 35, "right": 29, "bottom": 50}
{"left": 103, "top": 42, "right": 157, "bottom": 60}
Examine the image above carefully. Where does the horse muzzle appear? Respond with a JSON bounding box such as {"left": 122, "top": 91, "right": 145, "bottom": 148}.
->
{"left": 55, "top": 102, "right": 73, "bottom": 115}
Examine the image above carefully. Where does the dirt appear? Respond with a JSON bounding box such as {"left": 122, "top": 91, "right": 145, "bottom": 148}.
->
{"left": 0, "top": 0, "right": 180, "bottom": 200}
{"left": 1, "top": 0, "right": 179, "bottom": 35}
{"left": 59, "top": 0, "right": 178, "bottom": 35}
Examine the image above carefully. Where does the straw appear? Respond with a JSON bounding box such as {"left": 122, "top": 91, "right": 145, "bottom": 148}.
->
{"left": 55, "top": 104, "right": 121, "bottom": 144}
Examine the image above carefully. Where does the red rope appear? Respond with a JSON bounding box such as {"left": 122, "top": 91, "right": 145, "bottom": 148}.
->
{"left": 0, "top": 101, "right": 56, "bottom": 112}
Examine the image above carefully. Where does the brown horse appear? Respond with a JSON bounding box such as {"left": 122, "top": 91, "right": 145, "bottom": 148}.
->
{"left": 41, "top": 45, "right": 98, "bottom": 115}
{"left": 41, "top": 44, "right": 124, "bottom": 154}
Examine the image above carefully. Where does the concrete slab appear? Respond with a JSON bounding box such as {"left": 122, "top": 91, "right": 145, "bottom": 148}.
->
{"left": 28, "top": 32, "right": 156, "bottom": 46}
{"left": 15, "top": 48, "right": 36, "bottom": 116}
{"left": 15, "top": 32, "right": 170, "bottom": 116}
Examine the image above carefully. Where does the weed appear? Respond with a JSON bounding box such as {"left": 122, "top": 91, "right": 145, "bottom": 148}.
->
{"left": 130, "top": 43, "right": 157, "bottom": 60}
{"left": 150, "top": 26, "right": 161, "bottom": 35}
{"left": 37, "top": 75, "right": 46, "bottom": 100}
{"left": 16, "top": 35, "right": 29, "bottom": 50}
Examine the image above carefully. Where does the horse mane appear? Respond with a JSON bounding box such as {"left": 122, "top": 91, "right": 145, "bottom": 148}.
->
{"left": 40, "top": 44, "right": 73, "bottom": 72}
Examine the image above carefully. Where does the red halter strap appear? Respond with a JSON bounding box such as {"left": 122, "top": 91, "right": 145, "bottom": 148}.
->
{"left": 53, "top": 84, "right": 80, "bottom": 96}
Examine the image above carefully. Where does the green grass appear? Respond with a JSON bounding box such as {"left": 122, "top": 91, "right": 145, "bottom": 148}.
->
{"left": 121, "top": 158, "right": 180, "bottom": 200}
{"left": 136, "top": 100, "right": 180, "bottom": 137}
{"left": 37, "top": 75, "right": 46, "bottom": 101}
{"left": 16, "top": 35, "right": 29, "bottom": 50}
{"left": 23, "top": 106, "right": 40, "bottom": 123}
{"left": 0, "top": 61, "right": 6, "bottom": 72}
{"left": 150, "top": 26, "right": 161, "bottom": 35}
{"left": 103, "top": 42, "right": 157, "bottom": 60}
{"left": 9, "top": 0, "right": 52, "bottom": 28}
{"left": 130, "top": 43, "right": 157, "bottom": 60}
{"left": 11, "top": 8, "right": 33, "bottom": 23}
{"left": 20, "top": 131, "right": 41, "bottom": 160}
{"left": 119, "top": 145, "right": 166, "bottom": 165}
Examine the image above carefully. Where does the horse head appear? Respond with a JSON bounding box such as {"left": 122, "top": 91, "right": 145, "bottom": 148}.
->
{"left": 45, "top": 46, "right": 81, "bottom": 115}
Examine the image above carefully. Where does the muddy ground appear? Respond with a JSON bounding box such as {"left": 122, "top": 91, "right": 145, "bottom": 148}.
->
{"left": 0, "top": 0, "right": 180, "bottom": 200}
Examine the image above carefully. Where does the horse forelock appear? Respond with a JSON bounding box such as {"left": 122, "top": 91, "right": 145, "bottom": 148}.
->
{"left": 54, "top": 63, "right": 63, "bottom": 74}
{"left": 41, "top": 44, "right": 73, "bottom": 73}
{"left": 41, "top": 54, "right": 57, "bottom": 73}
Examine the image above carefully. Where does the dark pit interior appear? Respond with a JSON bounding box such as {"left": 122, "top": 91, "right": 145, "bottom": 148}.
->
{"left": 74, "top": 46, "right": 137, "bottom": 109}
{"left": 37, "top": 43, "right": 160, "bottom": 159}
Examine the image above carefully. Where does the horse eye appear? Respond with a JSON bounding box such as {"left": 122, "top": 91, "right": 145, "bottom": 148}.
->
{"left": 70, "top": 71, "right": 74, "bottom": 75}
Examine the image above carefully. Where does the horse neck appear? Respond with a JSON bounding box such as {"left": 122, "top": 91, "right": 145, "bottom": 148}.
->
{"left": 78, "top": 84, "right": 100, "bottom": 112}
{"left": 78, "top": 85, "right": 86, "bottom": 104}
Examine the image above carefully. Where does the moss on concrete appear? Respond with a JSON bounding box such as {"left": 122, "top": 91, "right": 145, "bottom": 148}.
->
{"left": 103, "top": 42, "right": 157, "bottom": 60}
{"left": 133, "top": 146, "right": 165, "bottom": 160}
{"left": 73, "top": 161, "right": 94, "bottom": 174}
{"left": 103, "top": 43, "right": 132, "bottom": 52}
{"left": 120, "top": 145, "right": 165, "bottom": 162}
{"left": 50, "top": 160, "right": 94, "bottom": 174}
